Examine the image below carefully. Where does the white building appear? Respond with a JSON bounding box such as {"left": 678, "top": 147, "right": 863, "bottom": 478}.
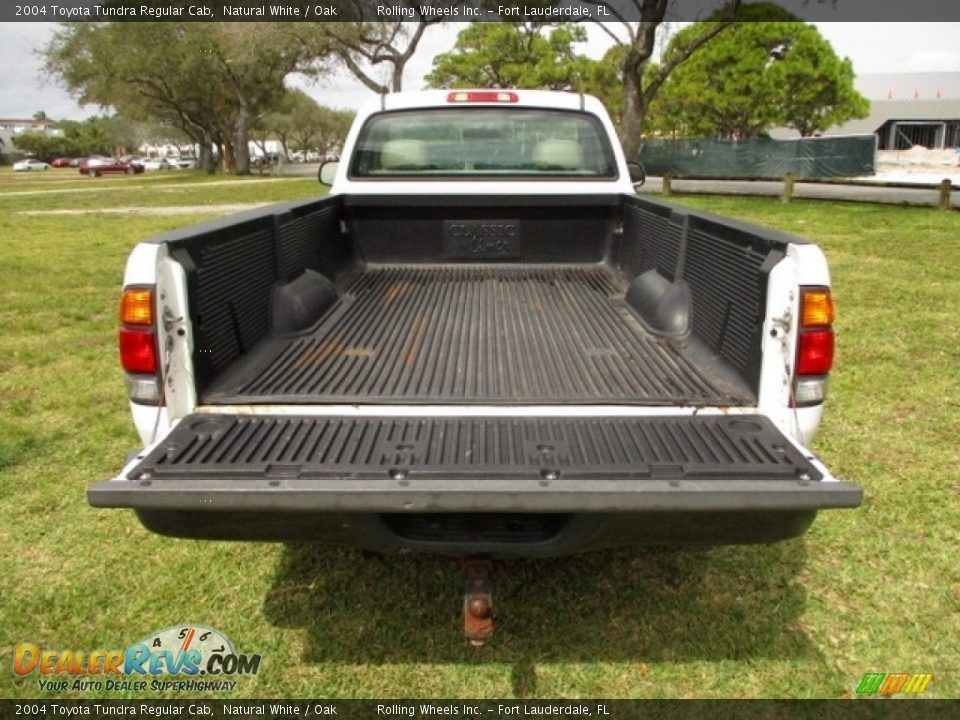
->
{"left": 831, "top": 72, "right": 960, "bottom": 150}
{"left": 0, "top": 117, "right": 64, "bottom": 154}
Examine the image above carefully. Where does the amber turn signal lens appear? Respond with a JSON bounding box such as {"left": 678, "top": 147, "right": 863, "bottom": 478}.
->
{"left": 800, "top": 289, "right": 834, "bottom": 328}
{"left": 120, "top": 288, "right": 153, "bottom": 326}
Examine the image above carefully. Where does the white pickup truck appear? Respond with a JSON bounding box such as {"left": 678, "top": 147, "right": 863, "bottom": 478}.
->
{"left": 91, "top": 90, "right": 861, "bottom": 555}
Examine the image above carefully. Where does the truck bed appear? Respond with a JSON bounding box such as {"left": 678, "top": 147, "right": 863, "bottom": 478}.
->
{"left": 203, "top": 264, "right": 750, "bottom": 405}
{"left": 163, "top": 194, "right": 785, "bottom": 409}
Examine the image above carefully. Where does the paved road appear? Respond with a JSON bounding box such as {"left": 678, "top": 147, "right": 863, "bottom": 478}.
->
{"left": 278, "top": 164, "right": 958, "bottom": 209}
{"left": 639, "top": 176, "right": 959, "bottom": 209}
{"left": 278, "top": 162, "right": 322, "bottom": 178}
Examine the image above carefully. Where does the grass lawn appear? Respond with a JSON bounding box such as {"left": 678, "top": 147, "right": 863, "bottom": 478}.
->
{"left": 1, "top": 174, "right": 957, "bottom": 700}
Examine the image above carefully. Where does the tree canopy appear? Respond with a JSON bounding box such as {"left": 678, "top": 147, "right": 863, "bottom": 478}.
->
{"left": 42, "top": 22, "right": 317, "bottom": 173}
{"left": 41, "top": 20, "right": 435, "bottom": 173}
{"left": 648, "top": 7, "right": 869, "bottom": 138}
{"left": 12, "top": 115, "right": 169, "bottom": 161}
{"left": 255, "top": 89, "right": 354, "bottom": 161}
{"left": 421, "top": 6, "right": 742, "bottom": 158}
{"left": 315, "top": 20, "right": 438, "bottom": 93}
{"left": 425, "top": 23, "right": 594, "bottom": 91}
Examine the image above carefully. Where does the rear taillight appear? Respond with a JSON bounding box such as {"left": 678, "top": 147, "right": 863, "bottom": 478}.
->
{"left": 119, "top": 328, "right": 158, "bottom": 374}
{"left": 795, "top": 329, "right": 834, "bottom": 375}
{"left": 447, "top": 90, "right": 519, "bottom": 103}
{"left": 793, "top": 287, "right": 835, "bottom": 406}
{"left": 119, "top": 286, "right": 160, "bottom": 404}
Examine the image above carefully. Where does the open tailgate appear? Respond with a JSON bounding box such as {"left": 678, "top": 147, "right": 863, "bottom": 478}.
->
{"left": 90, "top": 413, "right": 861, "bottom": 513}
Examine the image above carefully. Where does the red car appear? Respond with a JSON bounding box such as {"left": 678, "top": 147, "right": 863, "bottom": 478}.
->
{"left": 51, "top": 157, "right": 72, "bottom": 168}
{"left": 79, "top": 157, "right": 145, "bottom": 177}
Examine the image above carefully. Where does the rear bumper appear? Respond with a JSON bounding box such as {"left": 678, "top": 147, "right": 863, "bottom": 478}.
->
{"left": 90, "top": 469, "right": 859, "bottom": 555}
{"left": 128, "top": 508, "right": 823, "bottom": 557}
{"left": 89, "top": 475, "right": 861, "bottom": 514}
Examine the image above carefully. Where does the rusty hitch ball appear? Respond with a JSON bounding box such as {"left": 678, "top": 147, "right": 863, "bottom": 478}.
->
{"left": 467, "top": 596, "right": 491, "bottom": 619}
{"left": 462, "top": 559, "right": 495, "bottom": 646}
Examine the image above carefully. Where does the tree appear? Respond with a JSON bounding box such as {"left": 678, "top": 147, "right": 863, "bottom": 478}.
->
{"left": 772, "top": 26, "right": 869, "bottom": 136}
{"left": 42, "top": 22, "right": 315, "bottom": 174}
{"left": 255, "top": 89, "right": 354, "bottom": 162}
{"left": 290, "top": 104, "right": 353, "bottom": 159}
{"left": 13, "top": 115, "right": 126, "bottom": 160}
{"left": 425, "top": 23, "right": 595, "bottom": 91}
{"left": 45, "top": 24, "right": 212, "bottom": 172}
{"left": 294, "top": 18, "right": 437, "bottom": 94}
{"left": 11, "top": 132, "right": 61, "bottom": 161}
{"left": 648, "top": 9, "right": 868, "bottom": 139}
{"left": 203, "top": 24, "right": 315, "bottom": 173}
{"left": 590, "top": 0, "right": 742, "bottom": 158}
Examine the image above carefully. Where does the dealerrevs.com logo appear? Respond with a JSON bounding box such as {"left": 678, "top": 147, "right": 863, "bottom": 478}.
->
{"left": 13, "top": 625, "right": 261, "bottom": 693}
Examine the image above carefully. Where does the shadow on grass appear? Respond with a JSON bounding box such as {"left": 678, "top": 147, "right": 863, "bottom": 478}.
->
{"left": 263, "top": 541, "right": 818, "bottom": 692}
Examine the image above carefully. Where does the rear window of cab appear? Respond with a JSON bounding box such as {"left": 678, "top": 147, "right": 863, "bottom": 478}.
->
{"left": 349, "top": 107, "right": 618, "bottom": 179}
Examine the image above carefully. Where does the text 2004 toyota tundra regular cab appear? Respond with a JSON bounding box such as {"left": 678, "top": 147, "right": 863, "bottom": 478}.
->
{"left": 90, "top": 90, "right": 861, "bottom": 555}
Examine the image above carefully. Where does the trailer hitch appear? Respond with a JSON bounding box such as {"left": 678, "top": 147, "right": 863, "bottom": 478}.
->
{"left": 462, "top": 559, "right": 495, "bottom": 646}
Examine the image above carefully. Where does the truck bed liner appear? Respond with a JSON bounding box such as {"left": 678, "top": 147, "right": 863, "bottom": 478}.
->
{"left": 203, "top": 265, "right": 751, "bottom": 405}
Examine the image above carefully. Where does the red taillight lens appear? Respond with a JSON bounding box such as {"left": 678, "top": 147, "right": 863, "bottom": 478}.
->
{"left": 447, "top": 90, "right": 519, "bottom": 103}
{"left": 119, "top": 328, "right": 158, "bottom": 374}
{"left": 796, "top": 329, "right": 834, "bottom": 375}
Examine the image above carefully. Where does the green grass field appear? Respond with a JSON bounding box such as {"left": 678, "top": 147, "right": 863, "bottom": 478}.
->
{"left": 1, "top": 169, "right": 957, "bottom": 699}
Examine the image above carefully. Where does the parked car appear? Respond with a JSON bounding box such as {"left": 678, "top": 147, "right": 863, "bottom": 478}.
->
{"left": 252, "top": 152, "right": 280, "bottom": 166}
{"left": 79, "top": 158, "right": 145, "bottom": 177}
{"left": 141, "top": 158, "right": 177, "bottom": 171}
{"left": 68, "top": 157, "right": 86, "bottom": 168}
{"left": 51, "top": 157, "right": 72, "bottom": 168}
{"left": 118, "top": 155, "right": 143, "bottom": 168}
{"left": 12, "top": 159, "right": 50, "bottom": 172}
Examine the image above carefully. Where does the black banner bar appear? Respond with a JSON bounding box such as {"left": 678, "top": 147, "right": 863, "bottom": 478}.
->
{"left": 0, "top": 700, "right": 958, "bottom": 720}
{"left": 3, "top": 0, "right": 960, "bottom": 23}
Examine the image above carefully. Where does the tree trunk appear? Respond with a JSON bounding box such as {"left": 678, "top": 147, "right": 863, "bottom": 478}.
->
{"left": 620, "top": 82, "right": 645, "bottom": 161}
{"left": 233, "top": 109, "right": 251, "bottom": 175}
{"left": 221, "top": 134, "right": 235, "bottom": 174}
{"left": 200, "top": 134, "right": 216, "bottom": 174}
{"left": 391, "top": 62, "right": 403, "bottom": 92}
{"left": 619, "top": 51, "right": 646, "bottom": 161}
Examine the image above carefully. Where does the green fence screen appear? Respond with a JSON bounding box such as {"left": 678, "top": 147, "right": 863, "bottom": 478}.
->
{"left": 639, "top": 135, "right": 877, "bottom": 179}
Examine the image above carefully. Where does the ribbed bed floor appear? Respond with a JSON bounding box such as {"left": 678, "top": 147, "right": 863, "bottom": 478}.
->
{"left": 203, "top": 265, "right": 748, "bottom": 405}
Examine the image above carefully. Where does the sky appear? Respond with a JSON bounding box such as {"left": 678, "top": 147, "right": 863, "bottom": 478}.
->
{"left": 1, "top": 21, "right": 959, "bottom": 121}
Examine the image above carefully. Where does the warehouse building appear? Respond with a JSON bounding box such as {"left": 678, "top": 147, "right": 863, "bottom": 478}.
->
{"left": 831, "top": 72, "right": 960, "bottom": 150}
